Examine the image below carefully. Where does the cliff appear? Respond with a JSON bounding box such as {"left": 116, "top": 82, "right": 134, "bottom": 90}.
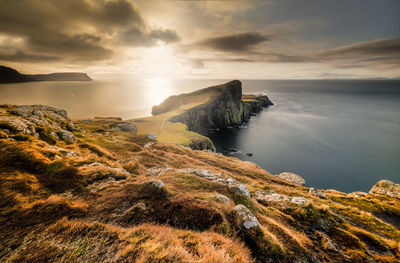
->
{"left": 152, "top": 80, "right": 272, "bottom": 135}
{"left": 0, "top": 89, "right": 399, "bottom": 262}
{"left": 0, "top": 65, "right": 92, "bottom": 83}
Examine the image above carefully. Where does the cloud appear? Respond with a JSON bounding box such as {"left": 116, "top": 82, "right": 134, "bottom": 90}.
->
{"left": 193, "top": 32, "right": 270, "bottom": 52}
{"left": 0, "top": 51, "right": 60, "bottom": 62}
{"left": 196, "top": 37, "right": 400, "bottom": 69}
{"left": 0, "top": 0, "right": 180, "bottom": 64}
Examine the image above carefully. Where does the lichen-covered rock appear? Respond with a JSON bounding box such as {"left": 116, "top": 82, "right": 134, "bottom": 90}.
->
{"left": 211, "top": 193, "right": 231, "bottom": 204}
{"left": 369, "top": 180, "right": 400, "bottom": 199}
{"left": 146, "top": 166, "right": 172, "bottom": 176}
{"left": 141, "top": 179, "right": 165, "bottom": 189}
{"left": 276, "top": 172, "right": 306, "bottom": 186}
{"left": 175, "top": 168, "right": 250, "bottom": 196}
{"left": 147, "top": 133, "right": 157, "bottom": 141}
{"left": 0, "top": 116, "right": 36, "bottom": 134}
{"left": 57, "top": 130, "right": 77, "bottom": 144}
{"left": 348, "top": 191, "right": 368, "bottom": 198}
{"left": 291, "top": 196, "right": 308, "bottom": 205}
{"left": 229, "top": 184, "right": 250, "bottom": 197}
{"left": 309, "top": 187, "right": 328, "bottom": 198}
{"left": 111, "top": 122, "right": 137, "bottom": 133}
{"left": 254, "top": 190, "right": 307, "bottom": 206}
{"left": 233, "top": 204, "right": 260, "bottom": 230}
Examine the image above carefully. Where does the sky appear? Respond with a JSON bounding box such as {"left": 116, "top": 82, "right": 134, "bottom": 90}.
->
{"left": 0, "top": 0, "right": 399, "bottom": 79}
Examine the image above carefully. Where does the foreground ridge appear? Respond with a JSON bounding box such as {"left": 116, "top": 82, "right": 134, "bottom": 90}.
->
{"left": 0, "top": 82, "right": 399, "bottom": 262}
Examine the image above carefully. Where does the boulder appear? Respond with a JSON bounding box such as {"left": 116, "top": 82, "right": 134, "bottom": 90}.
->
{"left": 233, "top": 204, "right": 260, "bottom": 230}
{"left": 254, "top": 190, "right": 307, "bottom": 206}
{"left": 57, "top": 130, "right": 77, "bottom": 144}
{"left": 141, "top": 179, "right": 165, "bottom": 189}
{"left": 146, "top": 166, "right": 172, "bottom": 176}
{"left": 348, "top": 191, "right": 368, "bottom": 198}
{"left": 276, "top": 172, "right": 306, "bottom": 186}
{"left": 0, "top": 116, "right": 36, "bottom": 135}
{"left": 369, "top": 180, "right": 400, "bottom": 199}
{"left": 309, "top": 187, "right": 328, "bottom": 198}
{"left": 175, "top": 168, "right": 250, "bottom": 196}
{"left": 111, "top": 122, "right": 137, "bottom": 133}
{"left": 229, "top": 184, "right": 250, "bottom": 197}
{"left": 147, "top": 133, "right": 157, "bottom": 141}
{"left": 211, "top": 193, "right": 231, "bottom": 204}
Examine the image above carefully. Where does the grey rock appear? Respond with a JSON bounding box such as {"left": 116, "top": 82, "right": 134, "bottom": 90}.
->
{"left": 141, "top": 179, "right": 165, "bottom": 189}
{"left": 291, "top": 196, "right": 308, "bottom": 205}
{"left": 348, "top": 191, "right": 368, "bottom": 198}
{"left": 0, "top": 116, "right": 35, "bottom": 134}
{"left": 147, "top": 133, "right": 157, "bottom": 141}
{"left": 369, "top": 180, "right": 400, "bottom": 199}
{"left": 229, "top": 184, "right": 250, "bottom": 197}
{"left": 233, "top": 204, "right": 260, "bottom": 230}
{"left": 254, "top": 190, "right": 307, "bottom": 206}
{"left": 309, "top": 187, "right": 328, "bottom": 198}
{"left": 276, "top": 172, "right": 306, "bottom": 186}
{"left": 112, "top": 122, "right": 137, "bottom": 133}
{"left": 146, "top": 166, "right": 172, "bottom": 176}
{"left": 57, "top": 130, "right": 77, "bottom": 144}
{"left": 211, "top": 193, "right": 231, "bottom": 204}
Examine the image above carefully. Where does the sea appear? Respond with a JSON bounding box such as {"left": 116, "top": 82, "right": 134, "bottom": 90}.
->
{"left": 1, "top": 78, "right": 399, "bottom": 193}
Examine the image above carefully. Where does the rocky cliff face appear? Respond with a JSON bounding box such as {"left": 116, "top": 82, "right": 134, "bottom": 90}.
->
{"left": 0, "top": 65, "right": 92, "bottom": 83}
{"left": 152, "top": 80, "right": 272, "bottom": 135}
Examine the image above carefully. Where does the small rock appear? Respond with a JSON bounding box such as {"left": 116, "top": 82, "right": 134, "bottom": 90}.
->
{"left": 276, "top": 172, "right": 306, "bottom": 186}
{"left": 254, "top": 190, "right": 307, "bottom": 206}
{"left": 309, "top": 187, "right": 328, "bottom": 198}
{"left": 211, "top": 193, "right": 231, "bottom": 204}
{"left": 229, "top": 184, "right": 250, "bottom": 197}
{"left": 146, "top": 166, "right": 171, "bottom": 176}
{"left": 50, "top": 131, "right": 60, "bottom": 140}
{"left": 290, "top": 196, "right": 308, "bottom": 205}
{"left": 141, "top": 179, "right": 165, "bottom": 189}
{"left": 112, "top": 122, "right": 137, "bottom": 133}
{"left": 144, "top": 142, "right": 155, "bottom": 148}
{"left": 233, "top": 204, "right": 260, "bottom": 230}
{"left": 57, "top": 130, "right": 77, "bottom": 144}
{"left": 147, "top": 133, "right": 157, "bottom": 141}
{"left": 369, "top": 180, "right": 400, "bottom": 199}
{"left": 348, "top": 191, "right": 368, "bottom": 198}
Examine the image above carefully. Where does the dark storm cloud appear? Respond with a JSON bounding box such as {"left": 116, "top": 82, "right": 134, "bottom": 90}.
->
{"left": 0, "top": 0, "right": 180, "bottom": 63}
{"left": 200, "top": 37, "right": 400, "bottom": 69}
{"left": 193, "top": 32, "right": 270, "bottom": 52}
{"left": 0, "top": 51, "right": 60, "bottom": 63}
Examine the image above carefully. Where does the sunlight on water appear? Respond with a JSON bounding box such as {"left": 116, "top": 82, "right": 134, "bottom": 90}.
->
{"left": 144, "top": 78, "right": 172, "bottom": 106}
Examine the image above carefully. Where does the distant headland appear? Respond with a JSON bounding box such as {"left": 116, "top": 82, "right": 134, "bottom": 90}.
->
{"left": 0, "top": 65, "right": 92, "bottom": 83}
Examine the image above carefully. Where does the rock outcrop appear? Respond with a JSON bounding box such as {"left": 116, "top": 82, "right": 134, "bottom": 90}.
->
{"left": 254, "top": 190, "right": 308, "bottom": 206}
{"left": 146, "top": 166, "right": 250, "bottom": 196}
{"left": 233, "top": 204, "right": 260, "bottom": 230}
{"left": 369, "top": 180, "right": 400, "bottom": 199}
{"left": 276, "top": 172, "right": 306, "bottom": 186}
{"left": 0, "top": 104, "right": 78, "bottom": 144}
{"left": 0, "top": 65, "right": 92, "bottom": 83}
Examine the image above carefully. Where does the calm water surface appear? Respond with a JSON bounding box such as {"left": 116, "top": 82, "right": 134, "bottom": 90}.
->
{"left": 0, "top": 79, "right": 399, "bottom": 192}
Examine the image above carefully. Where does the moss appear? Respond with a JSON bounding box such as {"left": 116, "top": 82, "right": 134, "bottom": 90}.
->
{"left": 36, "top": 126, "right": 57, "bottom": 145}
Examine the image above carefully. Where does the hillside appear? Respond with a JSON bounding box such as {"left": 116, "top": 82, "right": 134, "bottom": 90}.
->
{"left": 0, "top": 82, "right": 399, "bottom": 262}
{"left": 0, "top": 65, "right": 92, "bottom": 83}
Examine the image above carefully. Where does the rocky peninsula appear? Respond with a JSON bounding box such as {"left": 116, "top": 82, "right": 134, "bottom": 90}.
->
{"left": 0, "top": 81, "right": 399, "bottom": 262}
{"left": 0, "top": 65, "right": 92, "bottom": 83}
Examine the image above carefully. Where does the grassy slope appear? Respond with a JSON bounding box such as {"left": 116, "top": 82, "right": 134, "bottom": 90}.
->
{"left": 131, "top": 85, "right": 221, "bottom": 146}
{"left": 0, "top": 115, "right": 399, "bottom": 262}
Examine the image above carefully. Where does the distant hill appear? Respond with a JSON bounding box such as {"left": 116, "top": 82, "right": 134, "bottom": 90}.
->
{"left": 0, "top": 65, "right": 92, "bottom": 83}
